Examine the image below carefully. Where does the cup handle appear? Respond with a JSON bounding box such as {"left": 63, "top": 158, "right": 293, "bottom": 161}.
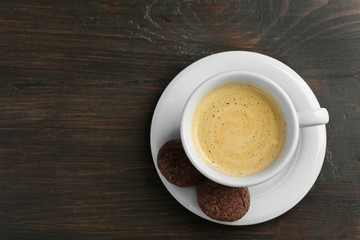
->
{"left": 297, "top": 108, "right": 329, "bottom": 128}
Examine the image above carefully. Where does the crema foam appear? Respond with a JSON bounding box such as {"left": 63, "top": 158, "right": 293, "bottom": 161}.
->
{"left": 191, "top": 83, "right": 286, "bottom": 177}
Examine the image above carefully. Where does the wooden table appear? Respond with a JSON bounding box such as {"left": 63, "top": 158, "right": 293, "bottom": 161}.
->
{"left": 0, "top": 1, "right": 359, "bottom": 239}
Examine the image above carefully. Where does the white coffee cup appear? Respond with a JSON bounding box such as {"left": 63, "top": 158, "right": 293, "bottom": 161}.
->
{"left": 180, "top": 71, "right": 329, "bottom": 187}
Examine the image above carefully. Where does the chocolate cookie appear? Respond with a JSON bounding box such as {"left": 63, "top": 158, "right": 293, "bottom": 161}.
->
{"left": 157, "top": 139, "right": 203, "bottom": 187}
{"left": 197, "top": 179, "right": 250, "bottom": 222}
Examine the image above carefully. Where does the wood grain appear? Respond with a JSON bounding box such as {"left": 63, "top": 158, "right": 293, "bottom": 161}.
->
{"left": 0, "top": 0, "right": 359, "bottom": 239}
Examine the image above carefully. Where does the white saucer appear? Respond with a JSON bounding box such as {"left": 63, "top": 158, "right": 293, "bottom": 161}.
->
{"left": 150, "top": 51, "right": 327, "bottom": 225}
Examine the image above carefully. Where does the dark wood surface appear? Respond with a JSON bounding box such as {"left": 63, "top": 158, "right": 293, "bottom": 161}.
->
{"left": 0, "top": 1, "right": 359, "bottom": 239}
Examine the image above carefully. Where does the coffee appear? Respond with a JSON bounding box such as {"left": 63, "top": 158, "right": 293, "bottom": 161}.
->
{"left": 191, "top": 83, "right": 286, "bottom": 177}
